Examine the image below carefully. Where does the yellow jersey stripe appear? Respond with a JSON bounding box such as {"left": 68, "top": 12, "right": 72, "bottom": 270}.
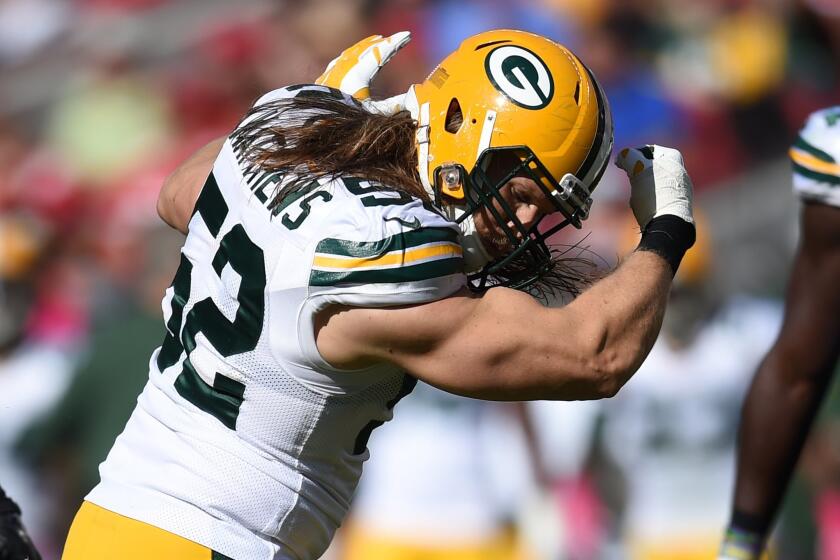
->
{"left": 314, "top": 243, "right": 462, "bottom": 270}
{"left": 790, "top": 148, "right": 840, "bottom": 177}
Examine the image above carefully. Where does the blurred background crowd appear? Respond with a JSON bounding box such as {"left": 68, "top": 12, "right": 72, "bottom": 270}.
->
{"left": 1, "top": 0, "right": 839, "bottom": 558}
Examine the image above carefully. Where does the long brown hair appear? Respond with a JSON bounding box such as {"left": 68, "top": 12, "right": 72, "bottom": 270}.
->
{"left": 230, "top": 89, "right": 601, "bottom": 301}
{"left": 231, "top": 92, "right": 426, "bottom": 211}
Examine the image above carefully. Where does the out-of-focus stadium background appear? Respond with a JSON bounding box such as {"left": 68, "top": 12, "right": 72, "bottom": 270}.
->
{"left": 1, "top": 0, "right": 838, "bottom": 559}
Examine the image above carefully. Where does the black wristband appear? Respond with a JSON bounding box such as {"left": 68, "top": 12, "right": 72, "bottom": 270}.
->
{"left": 0, "top": 486, "right": 21, "bottom": 516}
{"left": 730, "top": 509, "right": 772, "bottom": 538}
{"left": 637, "top": 214, "right": 696, "bottom": 276}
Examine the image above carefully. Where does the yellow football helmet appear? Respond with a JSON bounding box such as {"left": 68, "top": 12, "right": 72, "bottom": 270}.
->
{"left": 405, "top": 29, "right": 613, "bottom": 291}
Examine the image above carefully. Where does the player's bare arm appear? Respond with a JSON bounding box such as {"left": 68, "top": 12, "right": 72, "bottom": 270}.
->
{"left": 722, "top": 203, "right": 840, "bottom": 554}
{"left": 157, "top": 137, "right": 225, "bottom": 234}
{"left": 721, "top": 107, "right": 840, "bottom": 560}
{"left": 317, "top": 248, "right": 672, "bottom": 401}
{"left": 317, "top": 141, "right": 694, "bottom": 400}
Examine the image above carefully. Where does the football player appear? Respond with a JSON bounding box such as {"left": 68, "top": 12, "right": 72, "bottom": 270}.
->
{"left": 62, "top": 30, "right": 695, "bottom": 560}
{"left": 719, "top": 107, "right": 840, "bottom": 559}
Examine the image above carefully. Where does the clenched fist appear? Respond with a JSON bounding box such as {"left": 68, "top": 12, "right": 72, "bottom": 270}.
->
{"left": 615, "top": 144, "right": 694, "bottom": 230}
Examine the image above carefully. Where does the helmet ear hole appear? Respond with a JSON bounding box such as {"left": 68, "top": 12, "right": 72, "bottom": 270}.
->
{"left": 573, "top": 82, "right": 580, "bottom": 105}
{"left": 444, "top": 98, "right": 463, "bottom": 133}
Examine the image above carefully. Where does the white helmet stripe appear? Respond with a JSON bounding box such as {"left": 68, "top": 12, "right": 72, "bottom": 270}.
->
{"left": 476, "top": 110, "right": 497, "bottom": 159}
{"left": 416, "top": 102, "right": 434, "bottom": 199}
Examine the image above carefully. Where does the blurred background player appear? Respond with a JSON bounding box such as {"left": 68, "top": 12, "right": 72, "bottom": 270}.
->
{"left": 600, "top": 215, "right": 782, "bottom": 560}
{"left": 0, "top": 213, "right": 70, "bottom": 560}
{"left": 719, "top": 109, "right": 840, "bottom": 560}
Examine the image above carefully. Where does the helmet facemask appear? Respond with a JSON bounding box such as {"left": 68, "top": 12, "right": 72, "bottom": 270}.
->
{"left": 434, "top": 144, "right": 609, "bottom": 295}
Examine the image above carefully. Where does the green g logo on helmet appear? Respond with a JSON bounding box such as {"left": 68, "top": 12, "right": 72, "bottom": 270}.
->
{"left": 484, "top": 45, "right": 554, "bottom": 109}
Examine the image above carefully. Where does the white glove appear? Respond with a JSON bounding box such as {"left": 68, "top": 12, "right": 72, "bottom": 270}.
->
{"left": 315, "top": 31, "right": 411, "bottom": 105}
{"left": 615, "top": 144, "right": 694, "bottom": 229}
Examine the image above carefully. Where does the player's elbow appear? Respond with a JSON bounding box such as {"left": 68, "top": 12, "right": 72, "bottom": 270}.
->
{"left": 157, "top": 184, "right": 172, "bottom": 225}
{"left": 157, "top": 172, "right": 190, "bottom": 233}
{"left": 575, "top": 326, "right": 642, "bottom": 399}
{"left": 588, "top": 350, "right": 638, "bottom": 398}
{"left": 157, "top": 172, "right": 179, "bottom": 220}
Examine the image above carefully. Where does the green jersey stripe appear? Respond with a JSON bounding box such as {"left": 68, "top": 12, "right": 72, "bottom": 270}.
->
{"left": 310, "top": 256, "right": 464, "bottom": 286}
{"left": 315, "top": 227, "right": 460, "bottom": 259}
{"left": 793, "top": 135, "right": 836, "bottom": 164}
{"left": 793, "top": 161, "right": 840, "bottom": 185}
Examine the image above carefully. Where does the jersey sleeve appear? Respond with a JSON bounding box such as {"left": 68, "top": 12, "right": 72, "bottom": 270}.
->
{"left": 293, "top": 190, "right": 467, "bottom": 379}
{"left": 791, "top": 107, "right": 840, "bottom": 207}
{"left": 306, "top": 198, "right": 466, "bottom": 307}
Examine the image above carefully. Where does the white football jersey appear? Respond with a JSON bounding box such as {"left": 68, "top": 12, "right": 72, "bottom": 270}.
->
{"left": 87, "top": 85, "right": 466, "bottom": 560}
{"left": 790, "top": 106, "right": 840, "bottom": 207}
